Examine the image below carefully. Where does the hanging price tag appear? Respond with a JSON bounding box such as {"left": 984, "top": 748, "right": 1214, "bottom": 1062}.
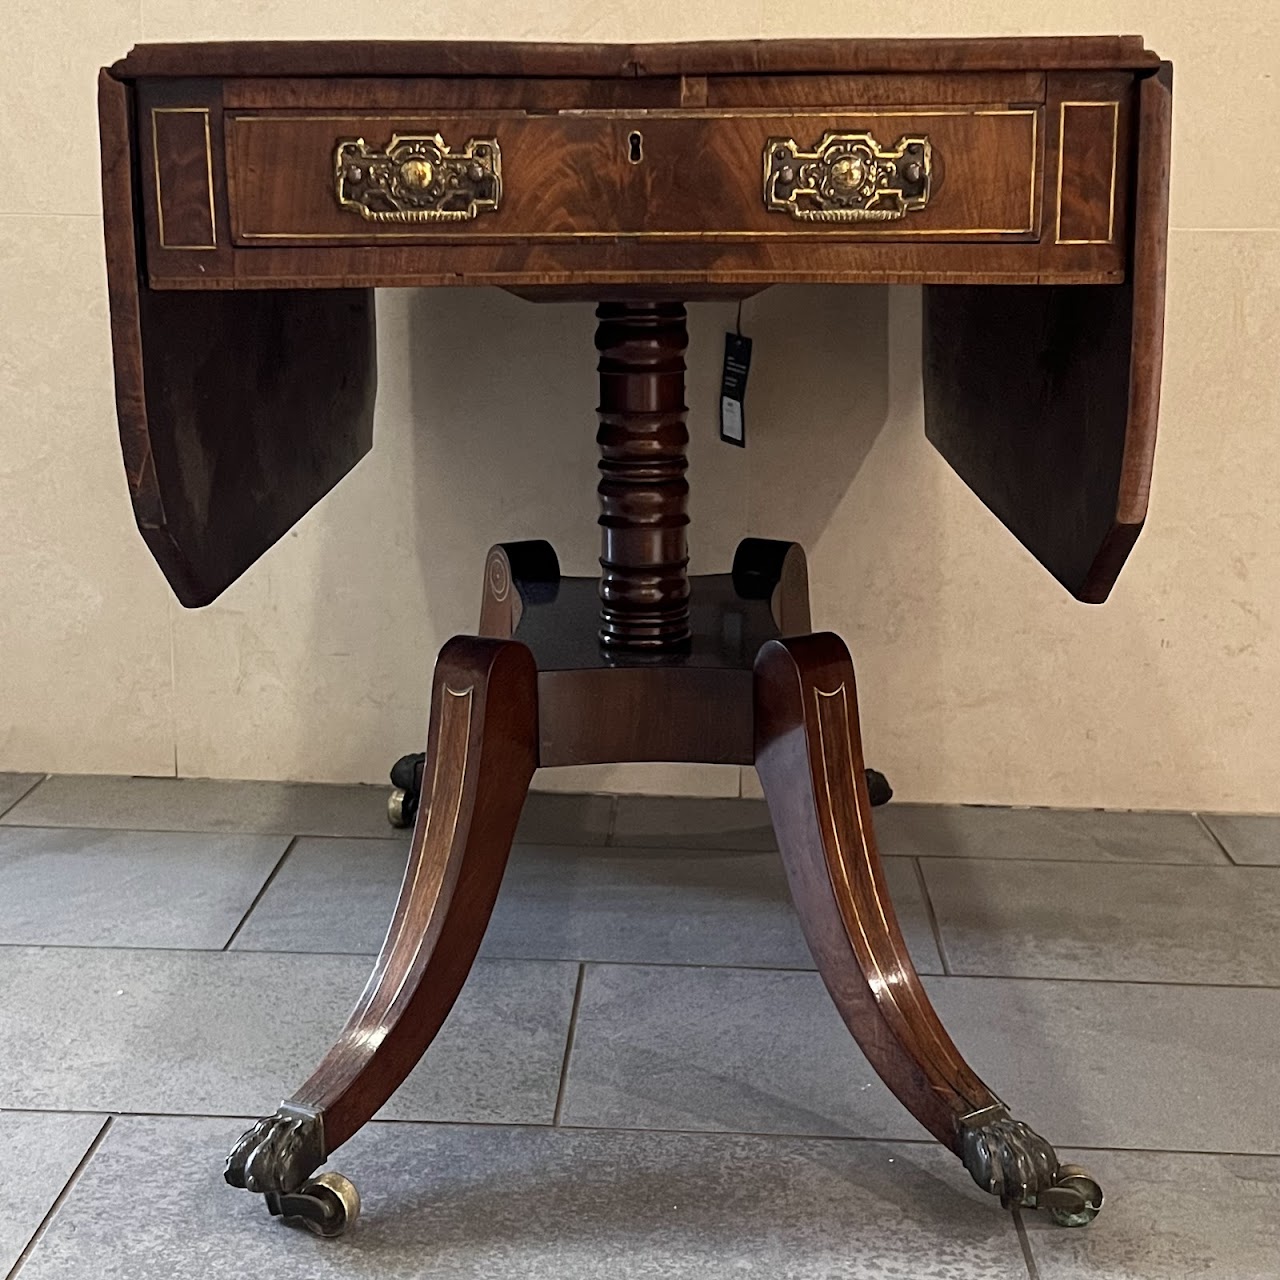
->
{"left": 719, "top": 331, "right": 752, "bottom": 448}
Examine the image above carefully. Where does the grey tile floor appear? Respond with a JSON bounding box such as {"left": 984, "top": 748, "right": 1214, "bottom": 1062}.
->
{"left": 0, "top": 775, "right": 1277, "bottom": 1278}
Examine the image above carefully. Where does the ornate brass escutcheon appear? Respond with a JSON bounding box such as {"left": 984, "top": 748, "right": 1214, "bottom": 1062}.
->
{"left": 334, "top": 133, "right": 501, "bottom": 223}
{"left": 764, "top": 131, "right": 931, "bottom": 223}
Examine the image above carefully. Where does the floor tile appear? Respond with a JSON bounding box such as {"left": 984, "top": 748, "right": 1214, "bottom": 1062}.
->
{"left": 562, "top": 964, "right": 939, "bottom": 1140}
{"left": 1024, "top": 1149, "right": 1280, "bottom": 1280}
{"left": 484, "top": 845, "right": 939, "bottom": 972}
{"left": 0, "top": 827, "right": 288, "bottom": 949}
{"left": 0, "top": 772, "right": 43, "bottom": 818}
{"left": 562, "top": 965, "right": 1280, "bottom": 1153}
{"left": 229, "top": 836, "right": 407, "bottom": 956}
{"left": 612, "top": 796, "right": 776, "bottom": 849}
{"left": 0, "top": 774, "right": 399, "bottom": 838}
{"left": 518, "top": 791, "right": 614, "bottom": 846}
{"left": 19, "top": 1115, "right": 1027, "bottom": 1279}
{"left": 0, "top": 1111, "right": 107, "bottom": 1274}
{"left": 1199, "top": 813, "right": 1280, "bottom": 865}
{"left": 875, "top": 804, "right": 1226, "bottom": 864}
{"left": 0, "top": 949, "right": 575, "bottom": 1124}
{"left": 232, "top": 839, "right": 943, "bottom": 973}
{"left": 922, "top": 857, "right": 1280, "bottom": 985}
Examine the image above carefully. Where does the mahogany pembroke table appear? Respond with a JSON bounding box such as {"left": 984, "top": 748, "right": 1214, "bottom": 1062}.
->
{"left": 97, "top": 36, "right": 1171, "bottom": 1238}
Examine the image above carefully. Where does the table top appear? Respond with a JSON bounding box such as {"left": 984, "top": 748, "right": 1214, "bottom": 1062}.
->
{"left": 111, "top": 36, "right": 1160, "bottom": 80}
{"left": 98, "top": 35, "right": 1172, "bottom": 614}
{"left": 106, "top": 35, "right": 1166, "bottom": 294}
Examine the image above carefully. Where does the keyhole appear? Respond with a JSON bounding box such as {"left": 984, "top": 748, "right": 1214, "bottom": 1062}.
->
{"left": 628, "top": 131, "right": 644, "bottom": 164}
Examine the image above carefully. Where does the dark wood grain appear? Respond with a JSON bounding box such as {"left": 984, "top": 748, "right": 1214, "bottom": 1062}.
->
{"left": 98, "top": 69, "right": 165, "bottom": 531}
{"left": 731, "top": 538, "right": 811, "bottom": 634}
{"left": 290, "top": 636, "right": 538, "bottom": 1153}
{"left": 1057, "top": 100, "right": 1120, "bottom": 245}
{"left": 595, "top": 302, "right": 691, "bottom": 649}
{"left": 921, "top": 63, "right": 1170, "bottom": 601}
{"left": 1081, "top": 61, "right": 1172, "bottom": 600}
{"left": 225, "top": 108, "right": 1040, "bottom": 245}
{"left": 112, "top": 36, "right": 1157, "bottom": 80}
{"left": 224, "top": 75, "right": 684, "bottom": 110}
{"left": 136, "top": 78, "right": 235, "bottom": 283}
{"left": 705, "top": 71, "right": 1046, "bottom": 107}
{"left": 472, "top": 538, "right": 805, "bottom": 766}
{"left": 134, "top": 285, "right": 374, "bottom": 606}
{"left": 477, "top": 539, "right": 562, "bottom": 639}
{"left": 220, "top": 70, "right": 1044, "bottom": 111}
{"left": 102, "top": 40, "right": 1168, "bottom": 1225}
{"left": 1038, "top": 71, "right": 1134, "bottom": 273}
{"left": 527, "top": 577, "right": 782, "bottom": 766}
{"left": 150, "top": 105, "right": 216, "bottom": 249}
{"left": 754, "top": 631, "right": 1004, "bottom": 1149}
{"left": 103, "top": 70, "right": 378, "bottom": 606}
{"left": 149, "top": 237, "right": 1125, "bottom": 292}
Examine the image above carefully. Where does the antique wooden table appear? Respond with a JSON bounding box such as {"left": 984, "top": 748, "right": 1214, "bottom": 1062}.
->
{"left": 98, "top": 36, "right": 1170, "bottom": 1238}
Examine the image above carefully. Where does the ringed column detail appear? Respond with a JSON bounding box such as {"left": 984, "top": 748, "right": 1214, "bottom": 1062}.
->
{"left": 595, "top": 301, "right": 691, "bottom": 649}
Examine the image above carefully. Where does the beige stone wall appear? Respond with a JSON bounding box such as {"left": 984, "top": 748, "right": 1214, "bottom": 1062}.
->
{"left": 2, "top": 4, "right": 1276, "bottom": 811}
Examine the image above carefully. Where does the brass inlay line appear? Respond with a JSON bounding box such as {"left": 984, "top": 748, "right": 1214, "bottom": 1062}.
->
{"left": 365, "top": 683, "right": 473, "bottom": 1025}
{"left": 1054, "top": 100, "right": 1120, "bottom": 246}
{"left": 1027, "top": 108, "right": 1039, "bottom": 235}
{"left": 236, "top": 228, "right": 1037, "bottom": 241}
{"left": 232, "top": 109, "right": 1038, "bottom": 122}
{"left": 151, "top": 107, "right": 217, "bottom": 251}
{"left": 486, "top": 551, "right": 511, "bottom": 603}
{"left": 813, "top": 682, "right": 968, "bottom": 1101}
{"left": 230, "top": 108, "right": 1039, "bottom": 242}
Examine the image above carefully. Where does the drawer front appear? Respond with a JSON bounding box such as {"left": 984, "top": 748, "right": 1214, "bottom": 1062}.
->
{"left": 226, "top": 108, "right": 1041, "bottom": 244}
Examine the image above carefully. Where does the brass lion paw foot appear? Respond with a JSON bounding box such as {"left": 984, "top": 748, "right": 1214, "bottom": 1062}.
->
{"left": 225, "top": 1104, "right": 361, "bottom": 1237}
{"left": 961, "top": 1105, "right": 1104, "bottom": 1227}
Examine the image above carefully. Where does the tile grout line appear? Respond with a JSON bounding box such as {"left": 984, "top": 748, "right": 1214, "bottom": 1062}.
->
{"left": 912, "top": 856, "right": 952, "bottom": 976}
{"left": 0, "top": 808, "right": 1261, "bottom": 868}
{"left": 2, "top": 1107, "right": 1279, "bottom": 1159}
{"left": 1012, "top": 1209, "right": 1042, "bottom": 1280}
{"left": 551, "top": 963, "right": 587, "bottom": 1126}
{"left": 0, "top": 774, "right": 49, "bottom": 822}
{"left": 0, "top": 819, "right": 402, "bottom": 840}
{"left": 9, "top": 938, "right": 1280, "bottom": 994}
{"left": 1192, "top": 812, "right": 1239, "bottom": 865}
{"left": 5, "top": 1115, "right": 115, "bottom": 1279}
{"left": 221, "top": 836, "right": 300, "bottom": 950}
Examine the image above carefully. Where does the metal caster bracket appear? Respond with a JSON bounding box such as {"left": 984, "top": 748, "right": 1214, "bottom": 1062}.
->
{"left": 266, "top": 1172, "right": 361, "bottom": 1238}
{"left": 960, "top": 1105, "right": 1103, "bottom": 1227}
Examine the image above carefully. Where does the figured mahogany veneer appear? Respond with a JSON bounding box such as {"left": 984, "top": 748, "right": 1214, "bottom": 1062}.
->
{"left": 225, "top": 108, "right": 1042, "bottom": 245}
{"left": 100, "top": 37, "right": 1169, "bottom": 1238}
{"left": 123, "top": 49, "right": 1143, "bottom": 291}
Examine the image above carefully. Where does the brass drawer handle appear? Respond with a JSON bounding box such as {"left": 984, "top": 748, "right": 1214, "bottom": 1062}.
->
{"left": 334, "top": 133, "right": 501, "bottom": 223}
{"left": 765, "top": 131, "right": 931, "bottom": 223}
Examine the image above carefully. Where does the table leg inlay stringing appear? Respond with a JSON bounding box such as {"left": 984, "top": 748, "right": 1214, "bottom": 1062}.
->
{"left": 98, "top": 35, "right": 1172, "bottom": 1238}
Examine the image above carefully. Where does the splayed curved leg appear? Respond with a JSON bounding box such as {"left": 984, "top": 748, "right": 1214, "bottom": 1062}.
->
{"left": 387, "top": 542, "right": 559, "bottom": 829}
{"left": 754, "top": 632, "right": 1101, "bottom": 1226}
{"left": 227, "top": 635, "right": 539, "bottom": 1233}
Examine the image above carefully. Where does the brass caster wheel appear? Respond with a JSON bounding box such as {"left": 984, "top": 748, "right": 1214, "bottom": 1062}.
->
{"left": 387, "top": 751, "right": 426, "bottom": 828}
{"left": 1042, "top": 1165, "right": 1104, "bottom": 1228}
{"left": 268, "top": 1171, "right": 361, "bottom": 1238}
{"left": 865, "top": 767, "right": 893, "bottom": 807}
{"left": 387, "top": 787, "right": 411, "bottom": 828}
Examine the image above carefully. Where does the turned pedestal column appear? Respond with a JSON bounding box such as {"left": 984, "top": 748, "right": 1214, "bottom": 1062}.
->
{"left": 595, "top": 301, "right": 691, "bottom": 649}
